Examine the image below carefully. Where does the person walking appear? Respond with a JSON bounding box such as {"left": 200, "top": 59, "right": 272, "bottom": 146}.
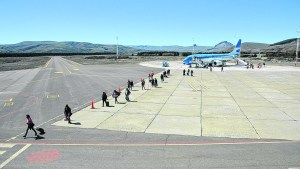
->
{"left": 130, "top": 81, "right": 134, "bottom": 90}
{"left": 191, "top": 70, "right": 194, "bottom": 76}
{"left": 183, "top": 69, "right": 186, "bottom": 76}
{"left": 64, "top": 104, "right": 72, "bottom": 124}
{"left": 151, "top": 78, "right": 155, "bottom": 87}
{"left": 127, "top": 80, "right": 131, "bottom": 89}
{"left": 125, "top": 88, "right": 131, "bottom": 101}
{"left": 113, "top": 90, "right": 120, "bottom": 104}
{"left": 154, "top": 78, "right": 158, "bottom": 87}
{"left": 102, "top": 92, "right": 108, "bottom": 107}
{"left": 141, "top": 78, "right": 146, "bottom": 90}
{"left": 221, "top": 65, "right": 224, "bottom": 72}
{"left": 163, "top": 71, "right": 167, "bottom": 78}
{"left": 187, "top": 69, "right": 190, "bottom": 76}
{"left": 160, "top": 74, "right": 164, "bottom": 83}
{"left": 23, "top": 114, "right": 38, "bottom": 138}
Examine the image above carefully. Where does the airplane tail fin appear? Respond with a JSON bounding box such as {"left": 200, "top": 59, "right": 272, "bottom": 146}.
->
{"left": 230, "top": 39, "right": 241, "bottom": 57}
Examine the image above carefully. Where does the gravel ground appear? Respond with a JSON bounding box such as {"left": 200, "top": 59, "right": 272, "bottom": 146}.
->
{"left": 0, "top": 56, "right": 50, "bottom": 71}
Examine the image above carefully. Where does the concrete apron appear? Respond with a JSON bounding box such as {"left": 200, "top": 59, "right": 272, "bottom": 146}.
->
{"left": 52, "top": 68, "right": 300, "bottom": 140}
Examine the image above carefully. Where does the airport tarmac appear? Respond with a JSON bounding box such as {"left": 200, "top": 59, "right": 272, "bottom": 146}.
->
{"left": 52, "top": 61, "right": 300, "bottom": 140}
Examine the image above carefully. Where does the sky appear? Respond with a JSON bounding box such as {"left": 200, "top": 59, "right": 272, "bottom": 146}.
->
{"left": 0, "top": 0, "right": 299, "bottom": 46}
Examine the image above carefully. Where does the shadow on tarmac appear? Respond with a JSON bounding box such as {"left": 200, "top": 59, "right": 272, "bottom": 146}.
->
{"left": 70, "top": 122, "right": 81, "bottom": 125}
{"left": 24, "top": 135, "right": 45, "bottom": 140}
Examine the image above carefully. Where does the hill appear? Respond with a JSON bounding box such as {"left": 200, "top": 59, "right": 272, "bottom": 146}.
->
{"left": 130, "top": 45, "right": 211, "bottom": 52}
{"left": 206, "top": 41, "right": 233, "bottom": 52}
{"left": 263, "top": 38, "right": 297, "bottom": 53}
{"left": 0, "top": 38, "right": 298, "bottom": 55}
{"left": 0, "top": 41, "right": 141, "bottom": 54}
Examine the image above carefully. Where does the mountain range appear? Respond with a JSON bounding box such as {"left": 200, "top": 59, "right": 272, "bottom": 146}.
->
{"left": 0, "top": 38, "right": 298, "bottom": 54}
{"left": 0, "top": 41, "right": 140, "bottom": 54}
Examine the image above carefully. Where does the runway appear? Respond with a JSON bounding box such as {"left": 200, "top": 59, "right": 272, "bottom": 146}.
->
{"left": 0, "top": 57, "right": 163, "bottom": 140}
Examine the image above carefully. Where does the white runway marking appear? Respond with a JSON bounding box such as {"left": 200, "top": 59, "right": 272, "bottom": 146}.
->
{"left": 0, "top": 144, "right": 15, "bottom": 148}
{"left": 0, "top": 144, "right": 31, "bottom": 169}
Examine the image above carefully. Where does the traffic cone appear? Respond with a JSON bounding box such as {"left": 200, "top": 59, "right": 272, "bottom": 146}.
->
{"left": 91, "top": 98, "right": 95, "bottom": 109}
{"left": 118, "top": 86, "right": 121, "bottom": 93}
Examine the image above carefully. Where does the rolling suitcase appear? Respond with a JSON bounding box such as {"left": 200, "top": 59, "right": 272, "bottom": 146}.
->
{"left": 106, "top": 101, "right": 109, "bottom": 107}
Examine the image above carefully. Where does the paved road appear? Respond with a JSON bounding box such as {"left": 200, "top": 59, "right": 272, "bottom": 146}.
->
{"left": 0, "top": 57, "right": 300, "bottom": 168}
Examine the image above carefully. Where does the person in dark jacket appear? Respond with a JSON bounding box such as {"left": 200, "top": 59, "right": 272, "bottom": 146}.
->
{"left": 64, "top": 104, "right": 72, "bottom": 124}
{"left": 113, "top": 90, "right": 120, "bottom": 104}
{"left": 141, "top": 78, "right": 146, "bottom": 90}
{"left": 125, "top": 88, "right": 131, "bottom": 101}
{"left": 127, "top": 80, "right": 131, "bottom": 89}
{"left": 130, "top": 81, "right": 134, "bottom": 90}
{"left": 154, "top": 78, "right": 158, "bottom": 87}
{"left": 160, "top": 74, "right": 164, "bottom": 83}
{"left": 167, "top": 69, "right": 170, "bottom": 76}
{"left": 102, "top": 92, "right": 108, "bottom": 107}
{"left": 23, "top": 114, "right": 38, "bottom": 138}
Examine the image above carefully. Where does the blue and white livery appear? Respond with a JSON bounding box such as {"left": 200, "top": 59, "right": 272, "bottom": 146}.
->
{"left": 183, "top": 39, "right": 245, "bottom": 66}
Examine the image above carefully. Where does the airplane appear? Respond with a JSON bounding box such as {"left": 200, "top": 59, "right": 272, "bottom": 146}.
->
{"left": 182, "top": 39, "right": 247, "bottom": 67}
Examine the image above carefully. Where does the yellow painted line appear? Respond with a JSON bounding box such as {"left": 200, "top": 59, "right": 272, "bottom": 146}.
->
{"left": 0, "top": 144, "right": 15, "bottom": 148}
{"left": 54, "top": 72, "right": 63, "bottom": 74}
{"left": 0, "top": 144, "right": 31, "bottom": 169}
{"left": 3, "top": 103, "right": 6, "bottom": 107}
{"left": 9, "top": 98, "right": 13, "bottom": 102}
{"left": 47, "top": 94, "right": 59, "bottom": 99}
{"left": 44, "top": 58, "right": 52, "bottom": 68}
{"left": 64, "top": 66, "right": 72, "bottom": 74}
{"left": 0, "top": 151, "right": 5, "bottom": 155}
{"left": 73, "top": 68, "right": 79, "bottom": 71}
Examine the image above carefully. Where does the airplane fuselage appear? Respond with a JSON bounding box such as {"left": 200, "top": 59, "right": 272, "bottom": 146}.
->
{"left": 182, "top": 39, "right": 242, "bottom": 66}
{"left": 183, "top": 53, "right": 237, "bottom": 65}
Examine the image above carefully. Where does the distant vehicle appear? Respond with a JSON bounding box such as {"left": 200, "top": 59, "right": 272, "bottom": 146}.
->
{"left": 162, "top": 61, "right": 169, "bottom": 67}
{"left": 182, "top": 39, "right": 247, "bottom": 67}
